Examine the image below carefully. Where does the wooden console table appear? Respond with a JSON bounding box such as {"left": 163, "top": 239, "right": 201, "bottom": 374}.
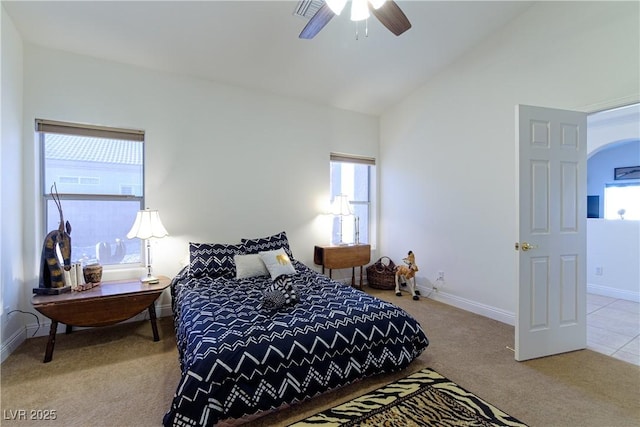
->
{"left": 314, "top": 244, "right": 371, "bottom": 288}
{"left": 31, "top": 276, "right": 170, "bottom": 363}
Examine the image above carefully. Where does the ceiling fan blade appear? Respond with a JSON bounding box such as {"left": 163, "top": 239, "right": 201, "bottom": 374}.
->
{"left": 371, "top": 0, "right": 412, "bottom": 36}
{"left": 299, "top": 3, "right": 336, "bottom": 39}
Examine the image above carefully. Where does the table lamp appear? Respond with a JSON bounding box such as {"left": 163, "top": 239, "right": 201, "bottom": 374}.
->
{"left": 331, "top": 194, "right": 352, "bottom": 245}
{"left": 127, "top": 208, "right": 168, "bottom": 283}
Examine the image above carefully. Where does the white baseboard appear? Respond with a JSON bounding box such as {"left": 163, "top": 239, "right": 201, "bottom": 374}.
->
{"left": 0, "top": 328, "right": 27, "bottom": 364}
{"left": 409, "top": 283, "right": 639, "bottom": 327}
{"left": 416, "top": 284, "right": 516, "bottom": 326}
{"left": 587, "top": 283, "right": 640, "bottom": 303}
{"left": 1, "top": 303, "right": 174, "bottom": 362}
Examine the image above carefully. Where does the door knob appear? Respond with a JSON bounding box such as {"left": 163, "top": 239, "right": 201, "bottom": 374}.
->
{"left": 517, "top": 242, "right": 538, "bottom": 252}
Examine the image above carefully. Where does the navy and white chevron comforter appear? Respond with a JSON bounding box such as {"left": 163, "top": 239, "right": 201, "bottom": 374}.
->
{"left": 163, "top": 261, "right": 429, "bottom": 426}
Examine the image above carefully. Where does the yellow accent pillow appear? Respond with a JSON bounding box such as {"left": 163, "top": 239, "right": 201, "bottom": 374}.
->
{"left": 259, "top": 248, "right": 297, "bottom": 279}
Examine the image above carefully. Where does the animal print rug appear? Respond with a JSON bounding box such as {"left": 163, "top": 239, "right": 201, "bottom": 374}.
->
{"left": 289, "top": 368, "right": 528, "bottom": 426}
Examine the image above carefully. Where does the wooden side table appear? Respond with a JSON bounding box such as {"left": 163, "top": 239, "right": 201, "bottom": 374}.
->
{"left": 314, "top": 244, "right": 371, "bottom": 288}
{"left": 31, "top": 276, "right": 171, "bottom": 363}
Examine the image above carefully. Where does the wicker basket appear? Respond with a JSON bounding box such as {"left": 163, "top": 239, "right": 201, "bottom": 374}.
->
{"left": 366, "top": 257, "right": 397, "bottom": 290}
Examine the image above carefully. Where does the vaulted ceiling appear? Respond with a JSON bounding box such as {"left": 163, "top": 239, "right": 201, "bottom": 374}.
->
{"left": 3, "top": 1, "right": 534, "bottom": 115}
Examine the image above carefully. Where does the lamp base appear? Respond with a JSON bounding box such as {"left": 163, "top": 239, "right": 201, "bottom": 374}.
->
{"left": 140, "top": 275, "right": 160, "bottom": 284}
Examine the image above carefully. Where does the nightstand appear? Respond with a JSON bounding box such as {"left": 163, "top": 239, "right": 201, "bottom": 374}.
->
{"left": 314, "top": 244, "right": 371, "bottom": 288}
{"left": 32, "top": 276, "right": 170, "bottom": 363}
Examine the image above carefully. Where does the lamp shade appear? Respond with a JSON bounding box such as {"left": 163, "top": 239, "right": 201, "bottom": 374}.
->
{"left": 126, "top": 209, "right": 168, "bottom": 239}
{"left": 330, "top": 194, "right": 352, "bottom": 216}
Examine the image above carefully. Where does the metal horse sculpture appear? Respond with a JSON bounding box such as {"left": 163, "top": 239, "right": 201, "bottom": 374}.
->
{"left": 37, "top": 184, "right": 72, "bottom": 292}
{"left": 395, "top": 250, "right": 420, "bottom": 300}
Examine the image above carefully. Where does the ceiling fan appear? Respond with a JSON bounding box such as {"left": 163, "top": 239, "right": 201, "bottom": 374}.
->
{"left": 299, "top": 0, "right": 412, "bottom": 39}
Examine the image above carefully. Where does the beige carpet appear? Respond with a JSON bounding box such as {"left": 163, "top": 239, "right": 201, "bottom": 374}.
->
{"left": 1, "top": 288, "right": 639, "bottom": 427}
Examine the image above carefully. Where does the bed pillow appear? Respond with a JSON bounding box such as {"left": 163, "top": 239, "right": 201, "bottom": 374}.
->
{"left": 189, "top": 242, "right": 242, "bottom": 279}
{"left": 259, "top": 248, "right": 297, "bottom": 279}
{"left": 261, "top": 274, "right": 299, "bottom": 311}
{"left": 234, "top": 254, "right": 269, "bottom": 279}
{"left": 241, "top": 231, "right": 294, "bottom": 260}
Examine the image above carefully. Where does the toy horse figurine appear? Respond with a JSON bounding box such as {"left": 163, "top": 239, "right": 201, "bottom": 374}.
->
{"left": 395, "top": 250, "right": 420, "bottom": 300}
{"left": 35, "top": 184, "right": 72, "bottom": 295}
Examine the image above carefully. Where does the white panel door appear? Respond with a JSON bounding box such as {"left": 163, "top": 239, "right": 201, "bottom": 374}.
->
{"left": 516, "top": 105, "right": 587, "bottom": 361}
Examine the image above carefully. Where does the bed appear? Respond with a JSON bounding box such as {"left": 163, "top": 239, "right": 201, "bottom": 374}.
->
{"left": 163, "top": 232, "right": 429, "bottom": 426}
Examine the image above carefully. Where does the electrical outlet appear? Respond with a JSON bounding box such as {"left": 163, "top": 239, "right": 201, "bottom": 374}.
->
{"left": 595, "top": 266, "right": 603, "bottom": 276}
{"left": 437, "top": 271, "right": 445, "bottom": 281}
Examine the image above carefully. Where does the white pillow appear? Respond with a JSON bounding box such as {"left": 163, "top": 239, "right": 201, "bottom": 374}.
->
{"left": 259, "top": 248, "right": 297, "bottom": 279}
{"left": 234, "top": 254, "right": 269, "bottom": 279}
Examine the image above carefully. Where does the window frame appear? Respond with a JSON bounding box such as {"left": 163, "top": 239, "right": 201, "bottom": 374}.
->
{"left": 38, "top": 119, "right": 146, "bottom": 268}
{"left": 329, "top": 152, "right": 376, "bottom": 248}
{"left": 604, "top": 181, "right": 640, "bottom": 220}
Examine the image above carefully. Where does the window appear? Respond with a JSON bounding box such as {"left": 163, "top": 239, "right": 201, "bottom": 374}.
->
{"left": 329, "top": 153, "right": 376, "bottom": 246}
{"left": 604, "top": 183, "right": 640, "bottom": 220}
{"left": 39, "top": 119, "right": 144, "bottom": 266}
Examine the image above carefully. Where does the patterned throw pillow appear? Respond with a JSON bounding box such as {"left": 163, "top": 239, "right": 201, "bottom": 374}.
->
{"left": 241, "top": 231, "right": 294, "bottom": 260}
{"left": 261, "top": 275, "right": 299, "bottom": 311}
{"left": 189, "top": 242, "right": 242, "bottom": 279}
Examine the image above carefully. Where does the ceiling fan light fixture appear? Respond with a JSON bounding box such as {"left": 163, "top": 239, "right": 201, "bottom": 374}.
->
{"left": 325, "top": 0, "right": 347, "bottom": 15}
{"left": 298, "top": 0, "right": 410, "bottom": 39}
{"left": 351, "top": 0, "right": 370, "bottom": 21}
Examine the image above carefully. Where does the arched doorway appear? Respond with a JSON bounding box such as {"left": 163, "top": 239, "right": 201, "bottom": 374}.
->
{"left": 586, "top": 103, "right": 639, "bottom": 365}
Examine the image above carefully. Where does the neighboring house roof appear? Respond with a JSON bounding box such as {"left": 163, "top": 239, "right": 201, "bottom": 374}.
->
{"left": 45, "top": 134, "right": 142, "bottom": 165}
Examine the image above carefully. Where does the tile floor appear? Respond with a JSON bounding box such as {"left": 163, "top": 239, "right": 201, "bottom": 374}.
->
{"left": 587, "top": 293, "right": 640, "bottom": 366}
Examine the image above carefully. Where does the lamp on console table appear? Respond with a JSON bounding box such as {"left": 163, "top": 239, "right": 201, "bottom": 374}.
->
{"left": 127, "top": 208, "right": 168, "bottom": 284}
{"left": 330, "top": 194, "right": 352, "bottom": 245}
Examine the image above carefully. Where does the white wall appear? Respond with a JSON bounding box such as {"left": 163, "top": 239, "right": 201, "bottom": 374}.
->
{"left": 379, "top": 1, "right": 640, "bottom": 323}
{"left": 587, "top": 219, "right": 640, "bottom": 302}
{"left": 588, "top": 103, "right": 640, "bottom": 155}
{"left": 1, "top": 6, "right": 25, "bottom": 362}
